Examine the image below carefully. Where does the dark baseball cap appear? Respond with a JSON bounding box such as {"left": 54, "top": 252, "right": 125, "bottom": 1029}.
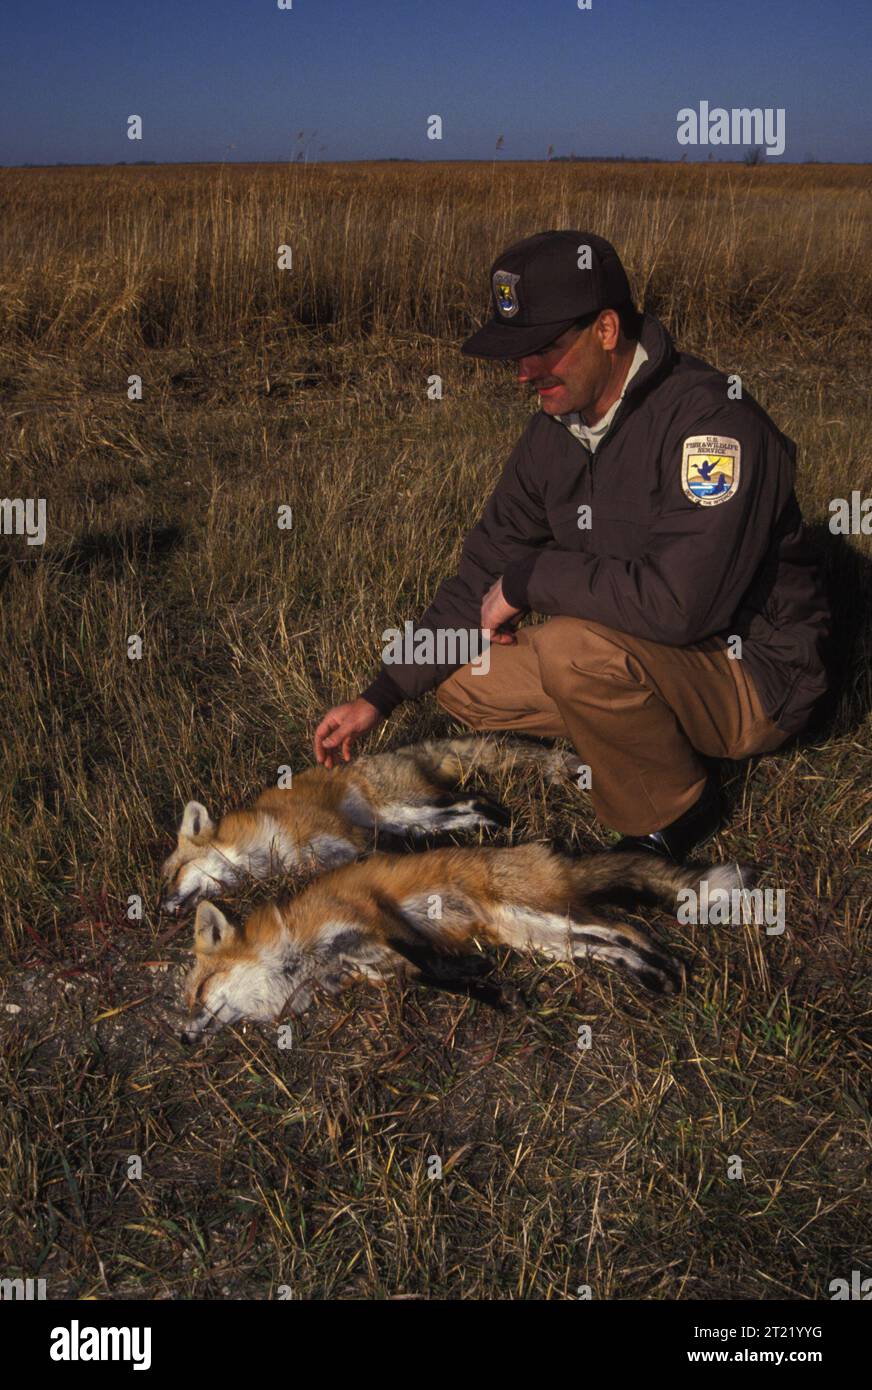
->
{"left": 461, "top": 230, "right": 632, "bottom": 360}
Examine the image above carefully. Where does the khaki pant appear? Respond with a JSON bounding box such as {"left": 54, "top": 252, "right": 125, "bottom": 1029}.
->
{"left": 435, "top": 618, "right": 789, "bottom": 836}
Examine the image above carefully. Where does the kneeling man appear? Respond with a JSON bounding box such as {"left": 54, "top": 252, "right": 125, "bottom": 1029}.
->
{"left": 315, "top": 231, "right": 830, "bottom": 861}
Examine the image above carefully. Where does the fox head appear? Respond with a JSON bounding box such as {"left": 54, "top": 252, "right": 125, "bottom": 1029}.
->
{"left": 181, "top": 900, "right": 312, "bottom": 1044}
{"left": 159, "top": 800, "right": 242, "bottom": 915}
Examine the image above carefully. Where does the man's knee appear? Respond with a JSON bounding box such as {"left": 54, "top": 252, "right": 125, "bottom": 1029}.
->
{"left": 531, "top": 617, "right": 638, "bottom": 697}
{"left": 435, "top": 673, "right": 481, "bottom": 726}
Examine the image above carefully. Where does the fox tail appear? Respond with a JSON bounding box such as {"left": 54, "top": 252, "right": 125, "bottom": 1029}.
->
{"left": 403, "top": 734, "right": 580, "bottom": 786}
{"left": 566, "top": 852, "right": 757, "bottom": 912}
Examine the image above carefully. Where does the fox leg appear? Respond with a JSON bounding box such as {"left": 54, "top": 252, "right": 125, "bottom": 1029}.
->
{"left": 373, "top": 893, "right": 510, "bottom": 1009}
{"left": 491, "top": 905, "right": 682, "bottom": 995}
{"left": 378, "top": 890, "right": 680, "bottom": 994}
{"left": 299, "top": 919, "right": 402, "bottom": 1012}
{"left": 340, "top": 778, "right": 506, "bottom": 836}
{"left": 374, "top": 794, "right": 509, "bottom": 838}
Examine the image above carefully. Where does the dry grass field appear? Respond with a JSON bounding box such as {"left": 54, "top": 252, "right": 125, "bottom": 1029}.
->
{"left": 0, "top": 160, "right": 870, "bottom": 1300}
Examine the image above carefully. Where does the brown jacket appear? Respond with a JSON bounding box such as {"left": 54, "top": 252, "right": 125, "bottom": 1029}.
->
{"left": 362, "top": 314, "right": 830, "bottom": 736}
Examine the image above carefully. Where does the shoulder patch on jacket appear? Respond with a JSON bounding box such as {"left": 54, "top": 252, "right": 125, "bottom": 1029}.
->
{"left": 681, "top": 435, "right": 741, "bottom": 506}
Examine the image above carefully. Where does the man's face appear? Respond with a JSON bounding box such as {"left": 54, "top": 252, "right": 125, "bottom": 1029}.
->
{"left": 512, "top": 318, "right": 611, "bottom": 417}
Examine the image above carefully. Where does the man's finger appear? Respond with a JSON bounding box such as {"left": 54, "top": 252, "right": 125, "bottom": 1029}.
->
{"left": 315, "top": 720, "right": 341, "bottom": 763}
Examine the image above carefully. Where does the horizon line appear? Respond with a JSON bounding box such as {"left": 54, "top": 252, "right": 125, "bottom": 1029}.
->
{"left": 4, "top": 156, "right": 870, "bottom": 170}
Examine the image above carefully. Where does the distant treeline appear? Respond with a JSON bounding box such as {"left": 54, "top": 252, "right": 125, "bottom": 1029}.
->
{"left": 18, "top": 160, "right": 159, "bottom": 167}
{"left": 11, "top": 154, "right": 851, "bottom": 169}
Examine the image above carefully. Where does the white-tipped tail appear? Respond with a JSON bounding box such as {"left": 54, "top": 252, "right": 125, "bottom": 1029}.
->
{"left": 699, "top": 861, "right": 756, "bottom": 895}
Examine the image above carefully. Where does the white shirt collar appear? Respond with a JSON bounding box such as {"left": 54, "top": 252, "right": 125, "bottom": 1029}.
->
{"left": 556, "top": 340, "right": 649, "bottom": 453}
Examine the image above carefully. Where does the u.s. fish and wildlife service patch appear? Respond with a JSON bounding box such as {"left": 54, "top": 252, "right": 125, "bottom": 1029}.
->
{"left": 681, "top": 435, "right": 741, "bottom": 506}
{"left": 493, "top": 269, "right": 520, "bottom": 318}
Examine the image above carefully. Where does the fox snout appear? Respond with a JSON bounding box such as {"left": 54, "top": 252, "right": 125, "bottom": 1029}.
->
{"left": 160, "top": 884, "right": 202, "bottom": 917}
{"left": 180, "top": 1000, "right": 243, "bottom": 1045}
{"left": 179, "top": 1008, "right": 216, "bottom": 1044}
{"left": 160, "top": 861, "right": 232, "bottom": 915}
{"left": 179, "top": 1012, "right": 208, "bottom": 1045}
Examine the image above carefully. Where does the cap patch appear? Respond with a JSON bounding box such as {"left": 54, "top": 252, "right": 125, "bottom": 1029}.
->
{"left": 493, "top": 269, "right": 520, "bottom": 318}
{"left": 681, "top": 435, "right": 741, "bottom": 506}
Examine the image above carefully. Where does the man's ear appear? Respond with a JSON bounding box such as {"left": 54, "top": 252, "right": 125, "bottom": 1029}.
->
{"left": 596, "top": 307, "right": 621, "bottom": 352}
{"left": 193, "top": 901, "right": 236, "bottom": 955}
{"left": 178, "top": 800, "right": 216, "bottom": 844}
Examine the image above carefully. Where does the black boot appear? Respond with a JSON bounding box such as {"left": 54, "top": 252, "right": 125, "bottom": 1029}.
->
{"left": 609, "top": 771, "right": 721, "bottom": 862}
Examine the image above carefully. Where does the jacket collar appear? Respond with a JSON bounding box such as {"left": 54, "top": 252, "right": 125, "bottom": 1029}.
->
{"left": 626, "top": 312, "right": 675, "bottom": 397}
{"left": 600, "top": 312, "right": 675, "bottom": 416}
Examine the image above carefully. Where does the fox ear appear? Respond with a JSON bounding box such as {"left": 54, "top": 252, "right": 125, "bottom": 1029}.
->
{"left": 193, "top": 901, "right": 235, "bottom": 955}
{"left": 179, "top": 800, "right": 215, "bottom": 844}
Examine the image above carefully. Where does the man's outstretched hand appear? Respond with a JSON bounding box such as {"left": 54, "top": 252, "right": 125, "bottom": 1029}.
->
{"left": 314, "top": 698, "right": 383, "bottom": 769}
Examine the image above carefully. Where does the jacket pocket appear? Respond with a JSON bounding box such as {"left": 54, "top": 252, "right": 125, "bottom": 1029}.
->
{"left": 586, "top": 505, "right": 650, "bottom": 561}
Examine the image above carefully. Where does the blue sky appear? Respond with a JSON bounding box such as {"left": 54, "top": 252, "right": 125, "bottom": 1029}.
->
{"left": 1, "top": 0, "right": 869, "bottom": 165}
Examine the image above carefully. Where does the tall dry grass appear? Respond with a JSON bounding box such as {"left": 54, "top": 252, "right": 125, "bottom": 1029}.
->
{"left": 2, "top": 162, "right": 871, "bottom": 358}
